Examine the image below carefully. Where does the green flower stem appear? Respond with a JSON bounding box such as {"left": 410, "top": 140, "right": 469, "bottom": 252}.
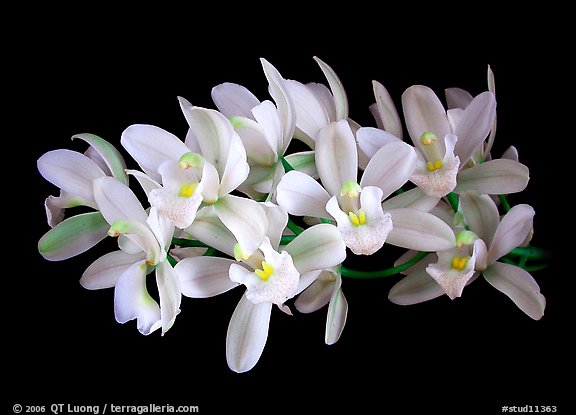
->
{"left": 505, "top": 246, "right": 551, "bottom": 261}
{"left": 281, "top": 157, "right": 295, "bottom": 172}
{"left": 287, "top": 219, "right": 304, "bottom": 235}
{"left": 280, "top": 234, "right": 297, "bottom": 245}
{"left": 341, "top": 251, "right": 429, "bottom": 279}
{"left": 203, "top": 247, "right": 218, "bottom": 256}
{"left": 498, "top": 194, "right": 511, "bottom": 212}
{"left": 167, "top": 255, "right": 177, "bottom": 267}
{"left": 172, "top": 238, "right": 209, "bottom": 248}
{"left": 446, "top": 192, "right": 459, "bottom": 213}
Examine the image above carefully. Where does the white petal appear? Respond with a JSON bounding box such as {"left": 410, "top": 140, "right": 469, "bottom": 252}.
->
{"left": 226, "top": 294, "right": 273, "bottom": 373}
{"left": 121, "top": 125, "right": 189, "bottom": 182}
{"left": 387, "top": 208, "right": 456, "bottom": 251}
{"left": 372, "top": 80, "right": 403, "bottom": 138}
{"left": 260, "top": 58, "right": 295, "bottom": 152}
{"left": 185, "top": 207, "right": 236, "bottom": 258}
{"left": 93, "top": 177, "right": 148, "bottom": 225}
{"left": 38, "top": 149, "right": 105, "bottom": 205}
{"left": 294, "top": 270, "right": 323, "bottom": 295}
{"left": 114, "top": 260, "right": 161, "bottom": 335}
{"left": 294, "top": 271, "right": 336, "bottom": 313}
{"left": 314, "top": 56, "right": 348, "bottom": 120}
{"left": 231, "top": 115, "right": 276, "bottom": 166}
{"left": 44, "top": 192, "right": 79, "bottom": 227}
{"left": 381, "top": 187, "right": 440, "bottom": 212}
{"left": 284, "top": 223, "right": 347, "bottom": 274}
{"left": 307, "top": 82, "right": 337, "bottom": 122}
{"left": 262, "top": 201, "right": 288, "bottom": 249}
{"left": 219, "top": 130, "right": 250, "bottom": 197}
{"left": 156, "top": 261, "right": 181, "bottom": 335}
{"left": 453, "top": 91, "right": 496, "bottom": 164}
{"left": 126, "top": 169, "right": 161, "bottom": 196}
{"left": 483, "top": 262, "right": 545, "bottom": 320}
{"left": 214, "top": 195, "right": 267, "bottom": 256}
{"left": 80, "top": 250, "right": 143, "bottom": 290}
{"left": 459, "top": 191, "right": 500, "bottom": 246}
{"left": 315, "top": 120, "right": 358, "bottom": 197}
{"left": 211, "top": 82, "right": 260, "bottom": 118}
{"left": 38, "top": 212, "right": 109, "bottom": 261}
{"left": 148, "top": 186, "right": 202, "bottom": 230}
{"left": 455, "top": 159, "right": 529, "bottom": 195}
{"left": 147, "top": 206, "right": 174, "bottom": 250}
{"left": 361, "top": 141, "right": 417, "bottom": 199}
{"left": 410, "top": 147, "right": 460, "bottom": 198}
{"left": 285, "top": 79, "right": 330, "bottom": 142}
{"left": 445, "top": 87, "right": 473, "bottom": 109}
{"left": 325, "top": 276, "right": 347, "bottom": 345}
{"left": 109, "top": 219, "right": 164, "bottom": 265}
{"left": 502, "top": 146, "right": 519, "bottom": 162}
{"left": 198, "top": 161, "right": 219, "bottom": 204}
{"left": 447, "top": 108, "right": 464, "bottom": 132}
{"left": 72, "top": 133, "right": 129, "bottom": 185}
{"left": 402, "top": 85, "right": 451, "bottom": 145}
{"left": 177, "top": 257, "right": 240, "bottom": 298}
{"left": 388, "top": 269, "right": 446, "bottom": 305}
{"left": 488, "top": 204, "right": 535, "bottom": 264}
{"left": 356, "top": 126, "right": 402, "bottom": 159}
{"left": 276, "top": 171, "right": 331, "bottom": 218}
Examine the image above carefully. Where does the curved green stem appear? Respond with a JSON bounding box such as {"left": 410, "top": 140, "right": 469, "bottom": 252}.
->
{"left": 287, "top": 219, "right": 304, "bottom": 235}
{"left": 341, "top": 251, "right": 429, "bottom": 279}
{"left": 498, "top": 194, "right": 511, "bottom": 213}
{"left": 505, "top": 246, "right": 550, "bottom": 261}
{"left": 446, "top": 192, "right": 459, "bottom": 213}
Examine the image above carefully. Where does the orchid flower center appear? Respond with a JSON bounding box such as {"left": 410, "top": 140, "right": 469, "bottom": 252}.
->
{"left": 419, "top": 131, "right": 444, "bottom": 171}
{"left": 451, "top": 255, "right": 470, "bottom": 271}
{"left": 179, "top": 182, "right": 199, "bottom": 198}
{"left": 348, "top": 209, "right": 367, "bottom": 226}
{"left": 178, "top": 152, "right": 204, "bottom": 170}
{"left": 255, "top": 261, "right": 275, "bottom": 281}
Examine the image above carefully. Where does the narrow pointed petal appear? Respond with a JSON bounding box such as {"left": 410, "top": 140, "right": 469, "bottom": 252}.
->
{"left": 387, "top": 208, "right": 456, "bottom": 251}
{"left": 219, "top": 131, "right": 250, "bottom": 196}
{"left": 184, "top": 126, "right": 202, "bottom": 154}
{"left": 260, "top": 58, "right": 295, "bottom": 152}
{"left": 483, "top": 262, "right": 545, "bottom": 320}
{"left": 285, "top": 79, "right": 330, "bottom": 142}
{"left": 488, "top": 204, "right": 535, "bottom": 264}
{"left": 361, "top": 142, "right": 417, "bottom": 199}
{"left": 214, "top": 195, "right": 267, "bottom": 256}
{"left": 114, "top": 260, "right": 161, "bottom": 335}
{"left": 402, "top": 85, "right": 451, "bottom": 145}
{"left": 80, "top": 250, "right": 143, "bottom": 289}
{"left": 72, "top": 133, "right": 128, "bottom": 185}
{"left": 459, "top": 191, "right": 500, "bottom": 245}
{"left": 284, "top": 223, "right": 346, "bottom": 274}
{"left": 474, "top": 239, "right": 488, "bottom": 271}
{"left": 121, "top": 125, "right": 189, "bottom": 181}
{"left": 147, "top": 207, "right": 174, "bottom": 250}
{"left": 502, "top": 146, "right": 519, "bottom": 161}
{"left": 314, "top": 56, "right": 348, "bottom": 120}
{"left": 445, "top": 87, "right": 474, "bottom": 109}
{"left": 93, "top": 177, "right": 148, "bottom": 225}
{"left": 454, "top": 91, "right": 497, "bottom": 164}
{"left": 126, "top": 169, "right": 161, "bottom": 195}
{"left": 382, "top": 187, "right": 439, "bottom": 212}
{"left": 176, "top": 256, "right": 240, "bottom": 298}
{"left": 212, "top": 82, "right": 260, "bottom": 118}
{"left": 262, "top": 202, "right": 288, "bottom": 249}
{"left": 226, "top": 294, "right": 272, "bottom": 373}
{"left": 276, "top": 171, "right": 331, "bottom": 218}
{"left": 185, "top": 207, "right": 236, "bottom": 258}
{"left": 295, "top": 273, "right": 336, "bottom": 313}
{"left": 38, "top": 212, "right": 109, "bottom": 261}
{"left": 155, "top": 261, "right": 181, "bottom": 335}
{"left": 295, "top": 270, "right": 323, "bottom": 295}
{"left": 38, "top": 149, "right": 105, "bottom": 205}
{"left": 325, "top": 273, "right": 347, "bottom": 345}
{"left": 180, "top": 106, "right": 235, "bottom": 178}
{"left": 455, "top": 159, "right": 529, "bottom": 195}
{"left": 230, "top": 115, "right": 276, "bottom": 166}
{"left": 109, "top": 219, "right": 164, "bottom": 265}
{"left": 388, "top": 269, "right": 445, "bottom": 305}
{"left": 284, "top": 151, "right": 318, "bottom": 178}
{"left": 315, "top": 120, "right": 358, "bottom": 197}
{"left": 356, "top": 126, "right": 402, "bottom": 159}
{"left": 372, "top": 80, "right": 403, "bottom": 138}
{"left": 307, "top": 82, "right": 337, "bottom": 122}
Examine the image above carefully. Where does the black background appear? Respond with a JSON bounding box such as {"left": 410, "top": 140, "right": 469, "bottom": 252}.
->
{"left": 8, "top": 10, "right": 568, "bottom": 414}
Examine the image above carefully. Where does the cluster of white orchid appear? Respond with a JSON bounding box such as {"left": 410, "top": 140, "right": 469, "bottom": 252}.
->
{"left": 38, "top": 57, "right": 548, "bottom": 373}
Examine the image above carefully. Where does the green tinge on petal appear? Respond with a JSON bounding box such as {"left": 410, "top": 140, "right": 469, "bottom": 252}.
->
{"left": 72, "top": 133, "right": 129, "bottom": 185}
{"left": 314, "top": 56, "right": 348, "bottom": 120}
{"left": 38, "top": 212, "right": 109, "bottom": 261}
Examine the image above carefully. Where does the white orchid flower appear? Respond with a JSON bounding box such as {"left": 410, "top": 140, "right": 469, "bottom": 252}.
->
{"left": 37, "top": 134, "right": 128, "bottom": 261}
{"left": 277, "top": 119, "right": 456, "bottom": 255}
{"left": 121, "top": 105, "right": 267, "bottom": 258}
{"left": 80, "top": 177, "right": 181, "bottom": 335}
{"left": 389, "top": 191, "right": 545, "bottom": 320}
{"left": 174, "top": 206, "right": 346, "bottom": 373}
